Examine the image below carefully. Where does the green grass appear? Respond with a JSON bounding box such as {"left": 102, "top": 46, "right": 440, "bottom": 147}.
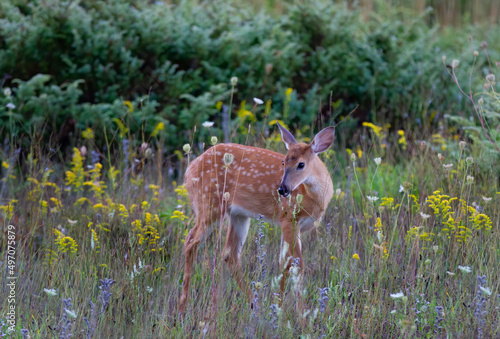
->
{"left": 0, "top": 121, "right": 499, "bottom": 338}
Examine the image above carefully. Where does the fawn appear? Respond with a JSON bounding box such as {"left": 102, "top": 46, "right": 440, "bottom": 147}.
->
{"left": 180, "top": 123, "right": 334, "bottom": 311}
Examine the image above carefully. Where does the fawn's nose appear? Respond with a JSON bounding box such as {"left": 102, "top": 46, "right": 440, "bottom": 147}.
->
{"left": 278, "top": 184, "right": 290, "bottom": 197}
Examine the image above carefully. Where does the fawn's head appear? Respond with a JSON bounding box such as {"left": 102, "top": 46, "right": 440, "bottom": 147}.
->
{"left": 277, "top": 123, "right": 335, "bottom": 198}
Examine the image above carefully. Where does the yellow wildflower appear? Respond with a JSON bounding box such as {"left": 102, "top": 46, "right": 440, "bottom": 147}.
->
{"left": 362, "top": 122, "right": 383, "bottom": 138}
{"left": 82, "top": 128, "right": 94, "bottom": 140}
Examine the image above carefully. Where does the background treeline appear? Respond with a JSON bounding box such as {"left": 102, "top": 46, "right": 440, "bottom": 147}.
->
{"left": 0, "top": 0, "right": 498, "bottom": 152}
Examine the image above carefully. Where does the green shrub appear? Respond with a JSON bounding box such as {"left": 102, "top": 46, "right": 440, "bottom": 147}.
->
{"left": 0, "top": 0, "right": 498, "bottom": 151}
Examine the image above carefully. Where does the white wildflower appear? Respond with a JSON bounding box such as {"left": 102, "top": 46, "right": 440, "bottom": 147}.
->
{"left": 446, "top": 271, "right": 455, "bottom": 276}
{"left": 367, "top": 196, "right": 379, "bottom": 202}
{"left": 482, "top": 196, "right": 492, "bottom": 203}
{"left": 6, "top": 102, "right": 15, "bottom": 110}
{"left": 390, "top": 292, "right": 404, "bottom": 299}
{"left": 43, "top": 288, "right": 57, "bottom": 296}
{"left": 4, "top": 88, "right": 11, "bottom": 97}
{"left": 65, "top": 309, "right": 77, "bottom": 319}
{"left": 376, "top": 231, "right": 384, "bottom": 243}
{"left": 253, "top": 97, "right": 264, "bottom": 105}
{"left": 202, "top": 121, "right": 214, "bottom": 128}
{"left": 420, "top": 212, "right": 430, "bottom": 219}
{"left": 443, "top": 163, "right": 453, "bottom": 169}
{"left": 374, "top": 157, "right": 381, "bottom": 165}
{"left": 458, "top": 265, "right": 472, "bottom": 273}
{"left": 480, "top": 286, "right": 492, "bottom": 296}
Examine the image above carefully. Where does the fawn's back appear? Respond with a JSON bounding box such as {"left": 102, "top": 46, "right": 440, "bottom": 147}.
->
{"left": 184, "top": 143, "right": 285, "bottom": 224}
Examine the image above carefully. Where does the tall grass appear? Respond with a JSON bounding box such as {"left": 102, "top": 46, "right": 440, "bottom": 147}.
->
{"left": 0, "top": 113, "right": 499, "bottom": 337}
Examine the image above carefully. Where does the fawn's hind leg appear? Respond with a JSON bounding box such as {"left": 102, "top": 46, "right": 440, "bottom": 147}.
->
{"left": 222, "top": 213, "right": 252, "bottom": 302}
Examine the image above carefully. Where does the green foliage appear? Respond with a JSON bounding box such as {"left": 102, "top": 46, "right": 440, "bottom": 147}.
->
{"left": 2, "top": 0, "right": 496, "bottom": 151}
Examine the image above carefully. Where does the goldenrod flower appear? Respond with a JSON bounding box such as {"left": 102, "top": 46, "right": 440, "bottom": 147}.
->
{"left": 82, "top": 128, "right": 94, "bottom": 140}
{"left": 362, "top": 122, "right": 383, "bottom": 138}
{"left": 397, "top": 130, "right": 407, "bottom": 149}
{"left": 151, "top": 122, "right": 165, "bottom": 137}
{"left": 124, "top": 100, "right": 133, "bottom": 112}
{"left": 171, "top": 210, "right": 187, "bottom": 221}
{"left": 352, "top": 253, "right": 360, "bottom": 260}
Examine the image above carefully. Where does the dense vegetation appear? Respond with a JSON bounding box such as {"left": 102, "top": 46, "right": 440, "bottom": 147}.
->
{"left": 1, "top": 0, "right": 498, "bottom": 153}
{"left": 0, "top": 0, "right": 499, "bottom": 338}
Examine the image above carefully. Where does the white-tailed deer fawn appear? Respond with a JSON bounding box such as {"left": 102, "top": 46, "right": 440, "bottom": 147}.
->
{"left": 180, "top": 123, "right": 334, "bottom": 311}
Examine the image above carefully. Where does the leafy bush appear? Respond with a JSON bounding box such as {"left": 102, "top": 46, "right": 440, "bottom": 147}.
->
{"left": 0, "top": 0, "right": 497, "bottom": 151}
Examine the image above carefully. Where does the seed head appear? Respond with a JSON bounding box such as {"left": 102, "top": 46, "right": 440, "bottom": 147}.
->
{"left": 486, "top": 74, "right": 495, "bottom": 84}
{"left": 420, "top": 141, "right": 426, "bottom": 150}
{"left": 350, "top": 153, "right": 356, "bottom": 163}
{"left": 374, "top": 157, "right": 381, "bottom": 165}
{"left": 223, "top": 152, "right": 234, "bottom": 167}
{"left": 484, "top": 83, "right": 491, "bottom": 90}
{"left": 438, "top": 153, "right": 444, "bottom": 161}
{"left": 3, "top": 88, "right": 11, "bottom": 97}
{"left": 451, "top": 59, "right": 459, "bottom": 68}
{"left": 230, "top": 76, "right": 238, "bottom": 86}
{"left": 474, "top": 50, "right": 479, "bottom": 57}
{"left": 183, "top": 144, "right": 191, "bottom": 154}
{"left": 459, "top": 141, "right": 466, "bottom": 151}
{"left": 466, "top": 175, "right": 474, "bottom": 184}
{"left": 80, "top": 145, "right": 87, "bottom": 157}
{"left": 478, "top": 97, "right": 484, "bottom": 106}
{"left": 255, "top": 282, "right": 263, "bottom": 291}
{"left": 211, "top": 136, "right": 218, "bottom": 145}
{"left": 481, "top": 41, "right": 487, "bottom": 49}
{"left": 402, "top": 181, "right": 413, "bottom": 192}
{"left": 223, "top": 192, "right": 230, "bottom": 201}
{"left": 466, "top": 156, "right": 473, "bottom": 165}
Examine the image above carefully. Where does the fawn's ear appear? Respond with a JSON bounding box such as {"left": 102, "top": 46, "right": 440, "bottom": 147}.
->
{"left": 277, "top": 122, "right": 297, "bottom": 150}
{"left": 310, "top": 127, "right": 335, "bottom": 154}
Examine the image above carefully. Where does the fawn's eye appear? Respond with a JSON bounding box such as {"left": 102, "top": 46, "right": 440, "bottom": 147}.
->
{"left": 282, "top": 160, "right": 285, "bottom": 166}
{"left": 297, "top": 162, "right": 305, "bottom": 170}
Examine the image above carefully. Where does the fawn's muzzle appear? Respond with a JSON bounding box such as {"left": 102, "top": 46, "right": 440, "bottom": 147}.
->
{"left": 278, "top": 183, "right": 290, "bottom": 197}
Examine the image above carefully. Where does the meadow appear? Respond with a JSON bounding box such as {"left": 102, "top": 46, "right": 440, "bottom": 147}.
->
{"left": 1, "top": 0, "right": 500, "bottom": 338}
